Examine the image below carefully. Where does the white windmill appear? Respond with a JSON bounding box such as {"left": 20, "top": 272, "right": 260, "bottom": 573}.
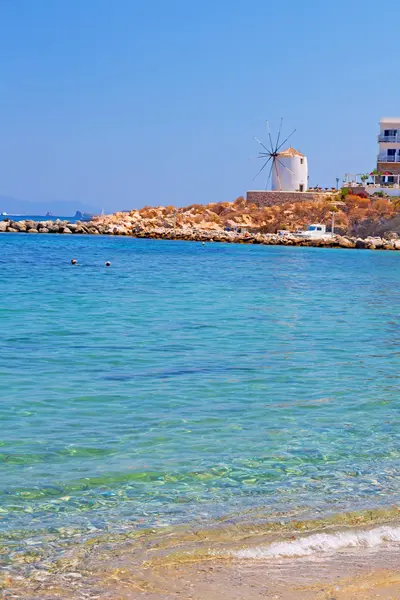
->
{"left": 253, "top": 120, "right": 308, "bottom": 192}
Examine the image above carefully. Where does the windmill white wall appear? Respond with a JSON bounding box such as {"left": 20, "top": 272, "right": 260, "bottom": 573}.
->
{"left": 271, "top": 148, "right": 308, "bottom": 192}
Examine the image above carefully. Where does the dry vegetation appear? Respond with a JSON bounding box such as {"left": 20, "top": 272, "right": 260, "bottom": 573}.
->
{"left": 118, "top": 193, "right": 400, "bottom": 237}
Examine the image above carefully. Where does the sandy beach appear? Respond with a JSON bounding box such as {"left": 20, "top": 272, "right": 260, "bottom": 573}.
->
{"left": 2, "top": 509, "right": 399, "bottom": 599}
{"left": 3, "top": 538, "right": 400, "bottom": 599}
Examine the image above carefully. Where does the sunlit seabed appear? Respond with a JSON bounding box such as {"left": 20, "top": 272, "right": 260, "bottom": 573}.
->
{"left": 0, "top": 234, "right": 399, "bottom": 561}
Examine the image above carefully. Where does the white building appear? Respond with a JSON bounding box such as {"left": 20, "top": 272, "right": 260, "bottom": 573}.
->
{"left": 377, "top": 117, "right": 400, "bottom": 177}
{"left": 271, "top": 147, "right": 308, "bottom": 192}
{"left": 344, "top": 117, "right": 400, "bottom": 196}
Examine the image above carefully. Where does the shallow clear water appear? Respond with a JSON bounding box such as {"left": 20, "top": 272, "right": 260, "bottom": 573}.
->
{"left": 0, "top": 234, "right": 399, "bottom": 544}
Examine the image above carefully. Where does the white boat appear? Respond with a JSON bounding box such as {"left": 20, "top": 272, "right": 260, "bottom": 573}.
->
{"left": 296, "top": 224, "right": 333, "bottom": 239}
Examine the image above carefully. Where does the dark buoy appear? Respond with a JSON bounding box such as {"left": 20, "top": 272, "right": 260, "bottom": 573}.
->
{"left": 71, "top": 259, "right": 77, "bottom": 265}
{"left": 105, "top": 261, "right": 111, "bottom": 267}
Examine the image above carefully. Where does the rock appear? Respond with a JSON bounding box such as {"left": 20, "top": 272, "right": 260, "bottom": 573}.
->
{"left": 12, "top": 222, "right": 27, "bottom": 232}
{"left": 63, "top": 227, "right": 72, "bottom": 234}
{"left": 54, "top": 222, "right": 72, "bottom": 232}
{"left": 383, "top": 241, "right": 394, "bottom": 250}
{"left": 162, "top": 219, "right": 175, "bottom": 228}
{"left": 0, "top": 221, "right": 8, "bottom": 232}
{"left": 112, "top": 226, "right": 128, "bottom": 235}
{"left": 39, "top": 228, "right": 49, "bottom": 233}
{"left": 355, "top": 238, "right": 367, "bottom": 249}
{"left": 384, "top": 231, "right": 399, "bottom": 240}
{"left": 28, "top": 228, "right": 39, "bottom": 233}
{"left": 44, "top": 220, "right": 56, "bottom": 229}
{"left": 24, "top": 221, "right": 37, "bottom": 230}
{"left": 365, "top": 237, "right": 384, "bottom": 249}
{"left": 336, "top": 236, "right": 356, "bottom": 249}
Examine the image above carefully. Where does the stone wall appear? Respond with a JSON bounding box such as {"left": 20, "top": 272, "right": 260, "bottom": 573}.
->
{"left": 377, "top": 163, "right": 400, "bottom": 176}
{"left": 246, "top": 191, "right": 324, "bottom": 207}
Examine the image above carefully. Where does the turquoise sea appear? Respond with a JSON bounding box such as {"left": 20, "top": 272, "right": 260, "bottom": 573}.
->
{"left": 1, "top": 234, "right": 399, "bottom": 554}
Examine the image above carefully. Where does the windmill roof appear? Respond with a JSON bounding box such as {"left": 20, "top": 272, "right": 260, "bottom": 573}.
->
{"left": 278, "top": 147, "right": 305, "bottom": 158}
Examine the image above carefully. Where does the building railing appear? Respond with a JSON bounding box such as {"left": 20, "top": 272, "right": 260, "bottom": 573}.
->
{"left": 344, "top": 173, "right": 400, "bottom": 187}
{"left": 378, "top": 134, "right": 400, "bottom": 143}
{"left": 378, "top": 153, "right": 400, "bottom": 163}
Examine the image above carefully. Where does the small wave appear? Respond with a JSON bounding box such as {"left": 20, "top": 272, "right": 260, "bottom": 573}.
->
{"left": 234, "top": 526, "right": 400, "bottom": 559}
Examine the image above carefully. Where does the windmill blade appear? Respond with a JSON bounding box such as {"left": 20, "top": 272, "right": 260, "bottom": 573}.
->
{"left": 248, "top": 154, "right": 271, "bottom": 161}
{"left": 274, "top": 158, "right": 282, "bottom": 191}
{"left": 275, "top": 117, "right": 283, "bottom": 152}
{"left": 253, "top": 136, "right": 270, "bottom": 152}
{"left": 276, "top": 157, "right": 295, "bottom": 175}
{"left": 265, "top": 121, "right": 275, "bottom": 153}
{"left": 266, "top": 161, "right": 274, "bottom": 190}
{"left": 276, "top": 128, "right": 296, "bottom": 152}
{"left": 253, "top": 156, "right": 272, "bottom": 181}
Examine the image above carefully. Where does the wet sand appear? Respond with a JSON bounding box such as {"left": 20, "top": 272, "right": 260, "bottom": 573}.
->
{"left": 3, "top": 547, "right": 400, "bottom": 599}
{"left": 2, "top": 509, "right": 399, "bottom": 599}
{"left": 150, "top": 551, "right": 400, "bottom": 600}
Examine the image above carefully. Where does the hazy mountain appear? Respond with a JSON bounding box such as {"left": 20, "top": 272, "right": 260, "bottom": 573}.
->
{"left": 0, "top": 195, "right": 100, "bottom": 216}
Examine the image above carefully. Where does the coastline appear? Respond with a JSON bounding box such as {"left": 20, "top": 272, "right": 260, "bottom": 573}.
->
{"left": 2, "top": 506, "right": 399, "bottom": 598}
{"left": 1, "top": 217, "right": 400, "bottom": 250}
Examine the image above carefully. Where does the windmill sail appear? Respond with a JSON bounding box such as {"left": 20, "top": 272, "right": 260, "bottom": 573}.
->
{"left": 253, "top": 120, "right": 302, "bottom": 191}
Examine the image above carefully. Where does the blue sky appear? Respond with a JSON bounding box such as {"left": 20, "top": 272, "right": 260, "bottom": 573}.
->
{"left": 0, "top": 0, "right": 397, "bottom": 211}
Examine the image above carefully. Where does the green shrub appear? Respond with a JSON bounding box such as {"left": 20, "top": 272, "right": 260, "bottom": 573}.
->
{"left": 340, "top": 187, "right": 349, "bottom": 199}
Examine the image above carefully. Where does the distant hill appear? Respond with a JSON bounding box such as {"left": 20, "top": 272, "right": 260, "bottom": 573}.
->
{"left": 0, "top": 195, "right": 100, "bottom": 217}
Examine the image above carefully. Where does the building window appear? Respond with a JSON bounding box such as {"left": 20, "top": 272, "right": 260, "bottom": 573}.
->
{"left": 388, "top": 149, "right": 396, "bottom": 155}
{"left": 299, "top": 184, "right": 304, "bottom": 192}
{"left": 300, "top": 158, "right": 304, "bottom": 164}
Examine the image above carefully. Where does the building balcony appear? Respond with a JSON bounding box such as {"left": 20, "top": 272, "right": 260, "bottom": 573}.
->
{"left": 378, "top": 134, "right": 400, "bottom": 143}
{"left": 377, "top": 153, "right": 400, "bottom": 163}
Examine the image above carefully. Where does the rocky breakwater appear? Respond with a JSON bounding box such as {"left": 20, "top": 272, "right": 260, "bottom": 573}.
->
{"left": 2, "top": 217, "right": 400, "bottom": 251}
{"left": 0, "top": 219, "right": 103, "bottom": 235}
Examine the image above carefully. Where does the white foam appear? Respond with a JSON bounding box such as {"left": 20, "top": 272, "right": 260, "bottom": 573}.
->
{"left": 234, "top": 526, "right": 400, "bottom": 559}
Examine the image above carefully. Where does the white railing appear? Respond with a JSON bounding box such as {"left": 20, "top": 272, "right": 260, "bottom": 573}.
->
{"left": 378, "top": 135, "right": 400, "bottom": 143}
{"left": 368, "top": 182, "right": 400, "bottom": 188}
{"left": 378, "top": 154, "right": 400, "bottom": 162}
